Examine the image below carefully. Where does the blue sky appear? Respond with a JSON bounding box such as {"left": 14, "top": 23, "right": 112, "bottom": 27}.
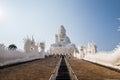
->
{"left": 0, "top": 0, "right": 120, "bottom": 51}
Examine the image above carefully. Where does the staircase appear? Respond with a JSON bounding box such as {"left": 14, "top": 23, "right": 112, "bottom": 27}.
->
{"left": 56, "top": 56, "right": 70, "bottom": 80}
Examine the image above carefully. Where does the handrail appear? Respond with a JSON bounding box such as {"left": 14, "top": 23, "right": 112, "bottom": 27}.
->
{"left": 49, "top": 57, "right": 62, "bottom": 80}
{"left": 65, "top": 57, "right": 78, "bottom": 80}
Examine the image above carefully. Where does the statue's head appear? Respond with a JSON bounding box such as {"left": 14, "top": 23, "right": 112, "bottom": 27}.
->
{"left": 59, "top": 25, "right": 66, "bottom": 34}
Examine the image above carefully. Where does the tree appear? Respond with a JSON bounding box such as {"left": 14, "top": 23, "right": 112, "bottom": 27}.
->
{"left": 8, "top": 44, "right": 17, "bottom": 50}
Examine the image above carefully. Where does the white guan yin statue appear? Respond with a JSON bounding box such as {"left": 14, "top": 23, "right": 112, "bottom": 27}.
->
{"left": 49, "top": 25, "right": 76, "bottom": 56}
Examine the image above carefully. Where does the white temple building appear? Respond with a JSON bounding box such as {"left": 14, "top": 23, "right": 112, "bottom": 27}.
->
{"left": 24, "top": 36, "right": 46, "bottom": 58}
{"left": 87, "top": 42, "right": 97, "bottom": 54}
{"left": 24, "top": 36, "right": 38, "bottom": 53}
{"left": 49, "top": 25, "right": 76, "bottom": 56}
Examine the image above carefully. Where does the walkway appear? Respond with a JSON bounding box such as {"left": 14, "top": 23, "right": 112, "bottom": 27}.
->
{"left": 56, "top": 56, "right": 70, "bottom": 80}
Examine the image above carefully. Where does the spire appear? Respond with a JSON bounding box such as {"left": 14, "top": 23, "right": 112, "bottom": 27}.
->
{"left": 32, "top": 35, "right": 35, "bottom": 42}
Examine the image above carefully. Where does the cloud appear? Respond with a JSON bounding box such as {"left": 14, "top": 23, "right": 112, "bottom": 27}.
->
{"left": 117, "top": 18, "right": 120, "bottom": 20}
{"left": 118, "top": 26, "right": 120, "bottom": 31}
{"left": 117, "top": 18, "right": 120, "bottom": 31}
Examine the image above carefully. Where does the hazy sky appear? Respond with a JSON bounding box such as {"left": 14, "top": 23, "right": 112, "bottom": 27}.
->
{"left": 0, "top": 0, "right": 120, "bottom": 51}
